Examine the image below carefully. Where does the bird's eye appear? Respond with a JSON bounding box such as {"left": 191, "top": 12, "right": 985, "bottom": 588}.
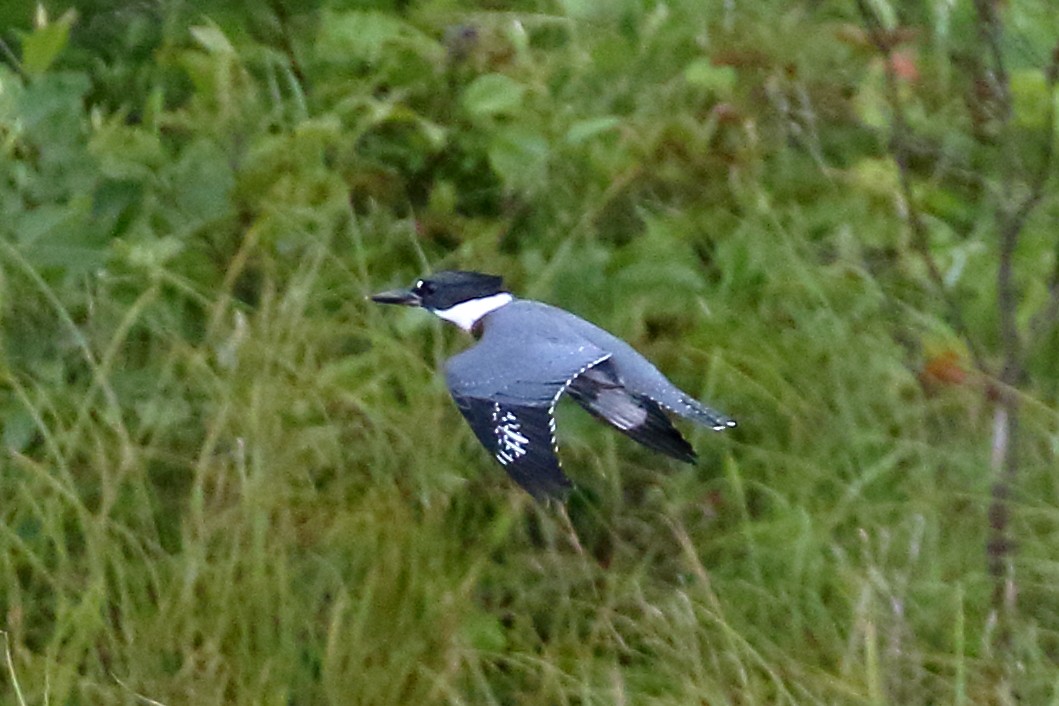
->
{"left": 414, "top": 280, "right": 434, "bottom": 296}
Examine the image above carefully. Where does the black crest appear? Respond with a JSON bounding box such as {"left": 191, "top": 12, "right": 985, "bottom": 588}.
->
{"left": 413, "top": 271, "right": 506, "bottom": 310}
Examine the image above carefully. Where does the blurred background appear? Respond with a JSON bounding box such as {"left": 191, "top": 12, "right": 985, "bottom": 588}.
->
{"left": 1, "top": 0, "right": 1057, "bottom": 703}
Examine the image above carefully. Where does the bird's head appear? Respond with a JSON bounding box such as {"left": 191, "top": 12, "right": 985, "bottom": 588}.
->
{"left": 370, "top": 270, "right": 512, "bottom": 331}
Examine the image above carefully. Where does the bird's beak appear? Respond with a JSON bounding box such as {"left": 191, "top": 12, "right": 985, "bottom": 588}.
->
{"left": 369, "top": 288, "right": 422, "bottom": 307}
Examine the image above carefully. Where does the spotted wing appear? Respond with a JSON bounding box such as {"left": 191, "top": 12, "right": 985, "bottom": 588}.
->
{"left": 449, "top": 396, "right": 571, "bottom": 500}
{"left": 445, "top": 333, "right": 610, "bottom": 501}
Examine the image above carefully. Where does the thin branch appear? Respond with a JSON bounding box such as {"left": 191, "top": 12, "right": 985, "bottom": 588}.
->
{"left": 987, "top": 396, "right": 1020, "bottom": 647}
{"left": 971, "top": 0, "right": 1012, "bottom": 122}
{"left": 963, "top": 2, "right": 1059, "bottom": 659}
{"left": 971, "top": 0, "right": 1023, "bottom": 635}
{"left": 1025, "top": 40, "right": 1059, "bottom": 347}
{"left": 854, "top": 0, "right": 990, "bottom": 374}
{"left": 858, "top": 0, "right": 1056, "bottom": 659}
{"left": 0, "top": 36, "right": 29, "bottom": 81}
{"left": 993, "top": 40, "right": 1059, "bottom": 633}
{"left": 996, "top": 213, "right": 1021, "bottom": 387}
{"left": 1028, "top": 242, "right": 1059, "bottom": 343}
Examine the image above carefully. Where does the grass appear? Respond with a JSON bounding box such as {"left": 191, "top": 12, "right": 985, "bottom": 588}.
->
{"left": 2, "top": 0, "right": 1059, "bottom": 703}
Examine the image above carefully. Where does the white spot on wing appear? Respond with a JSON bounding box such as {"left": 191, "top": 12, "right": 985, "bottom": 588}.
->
{"left": 647, "top": 393, "right": 735, "bottom": 431}
{"left": 545, "top": 353, "right": 613, "bottom": 455}
{"left": 493, "top": 404, "right": 529, "bottom": 465}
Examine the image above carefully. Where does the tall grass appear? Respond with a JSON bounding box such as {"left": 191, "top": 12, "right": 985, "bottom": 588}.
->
{"left": 2, "top": 1, "right": 1058, "bottom": 703}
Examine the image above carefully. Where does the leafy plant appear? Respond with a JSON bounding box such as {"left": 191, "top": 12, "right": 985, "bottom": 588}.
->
{"left": 0, "top": 1, "right": 1057, "bottom": 704}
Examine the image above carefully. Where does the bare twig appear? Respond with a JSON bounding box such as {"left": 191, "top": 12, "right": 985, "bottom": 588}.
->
{"left": 969, "top": 1, "right": 1033, "bottom": 649}
{"left": 992, "top": 28, "right": 1059, "bottom": 651}
{"left": 970, "top": 0, "right": 1012, "bottom": 122}
{"left": 986, "top": 394, "right": 1020, "bottom": 671}
{"left": 854, "top": 0, "right": 990, "bottom": 374}
{"left": 996, "top": 215, "right": 1022, "bottom": 390}
{"left": 966, "top": 0, "right": 1020, "bottom": 655}
{"left": 0, "top": 37, "right": 29, "bottom": 80}
{"left": 1028, "top": 242, "right": 1059, "bottom": 343}
{"left": 1025, "top": 41, "right": 1059, "bottom": 347}
{"left": 966, "top": 5, "right": 1059, "bottom": 660}
{"left": 859, "top": 0, "right": 1059, "bottom": 661}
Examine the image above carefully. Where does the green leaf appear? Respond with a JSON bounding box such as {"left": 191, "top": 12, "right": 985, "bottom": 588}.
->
{"left": 15, "top": 200, "right": 110, "bottom": 273}
{"left": 190, "top": 23, "right": 236, "bottom": 55}
{"left": 0, "top": 65, "right": 23, "bottom": 119}
{"left": 165, "top": 139, "right": 235, "bottom": 228}
{"left": 92, "top": 179, "right": 143, "bottom": 239}
{"left": 683, "top": 59, "right": 736, "bottom": 97}
{"left": 89, "top": 123, "right": 166, "bottom": 180}
{"left": 20, "top": 10, "right": 76, "bottom": 76}
{"left": 17, "top": 71, "right": 89, "bottom": 134}
{"left": 849, "top": 157, "right": 899, "bottom": 199}
{"left": 1010, "top": 69, "right": 1054, "bottom": 129}
{"left": 462, "top": 74, "right": 526, "bottom": 119}
{"left": 487, "top": 126, "right": 550, "bottom": 192}
{"left": 367, "top": 102, "right": 448, "bottom": 151}
{"left": 612, "top": 215, "right": 706, "bottom": 296}
{"left": 124, "top": 236, "right": 185, "bottom": 269}
{"left": 861, "top": 0, "right": 897, "bottom": 31}
{"left": 852, "top": 62, "right": 888, "bottom": 129}
{"left": 317, "top": 10, "right": 441, "bottom": 64}
{"left": 461, "top": 611, "right": 507, "bottom": 652}
{"left": 565, "top": 116, "right": 621, "bottom": 145}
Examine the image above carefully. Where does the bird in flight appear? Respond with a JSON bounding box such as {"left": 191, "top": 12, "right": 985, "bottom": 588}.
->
{"left": 371, "top": 271, "right": 735, "bottom": 501}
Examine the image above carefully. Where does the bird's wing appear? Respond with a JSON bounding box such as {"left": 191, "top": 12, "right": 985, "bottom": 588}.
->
{"left": 445, "top": 332, "right": 610, "bottom": 501}
{"left": 564, "top": 359, "right": 697, "bottom": 463}
{"left": 532, "top": 302, "right": 736, "bottom": 431}
{"left": 449, "top": 396, "right": 572, "bottom": 500}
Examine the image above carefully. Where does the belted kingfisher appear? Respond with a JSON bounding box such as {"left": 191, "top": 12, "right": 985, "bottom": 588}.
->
{"left": 371, "top": 271, "right": 735, "bottom": 501}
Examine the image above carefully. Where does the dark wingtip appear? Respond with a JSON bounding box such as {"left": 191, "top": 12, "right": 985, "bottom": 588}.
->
{"left": 627, "top": 413, "right": 699, "bottom": 463}
{"left": 675, "top": 448, "right": 699, "bottom": 464}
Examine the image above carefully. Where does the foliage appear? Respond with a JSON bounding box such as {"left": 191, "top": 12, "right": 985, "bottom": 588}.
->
{"left": 0, "top": 1, "right": 1057, "bottom": 704}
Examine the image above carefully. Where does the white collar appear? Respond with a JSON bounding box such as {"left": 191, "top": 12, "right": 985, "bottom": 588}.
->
{"left": 432, "top": 293, "right": 513, "bottom": 331}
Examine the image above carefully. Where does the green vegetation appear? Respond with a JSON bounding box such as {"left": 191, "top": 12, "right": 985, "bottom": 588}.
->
{"left": 1, "top": 1, "right": 1057, "bottom": 703}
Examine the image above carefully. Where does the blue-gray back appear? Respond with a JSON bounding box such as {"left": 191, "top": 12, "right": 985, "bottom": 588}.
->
{"left": 460, "top": 300, "right": 731, "bottom": 429}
